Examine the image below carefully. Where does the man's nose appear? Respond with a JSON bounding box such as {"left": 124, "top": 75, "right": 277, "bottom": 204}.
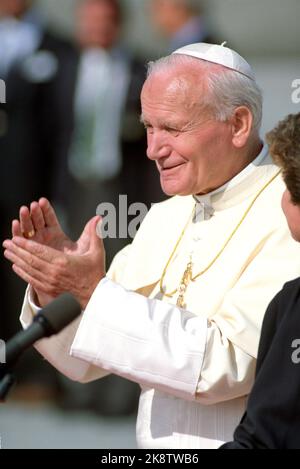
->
{"left": 146, "top": 131, "right": 171, "bottom": 161}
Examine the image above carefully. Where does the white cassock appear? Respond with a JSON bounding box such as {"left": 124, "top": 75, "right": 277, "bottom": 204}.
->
{"left": 20, "top": 144, "right": 300, "bottom": 448}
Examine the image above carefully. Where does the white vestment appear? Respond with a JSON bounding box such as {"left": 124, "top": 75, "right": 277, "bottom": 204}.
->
{"left": 20, "top": 146, "right": 300, "bottom": 448}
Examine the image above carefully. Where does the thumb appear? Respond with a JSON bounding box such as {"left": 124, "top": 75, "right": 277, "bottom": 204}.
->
{"left": 78, "top": 216, "right": 103, "bottom": 252}
{"left": 89, "top": 216, "right": 105, "bottom": 251}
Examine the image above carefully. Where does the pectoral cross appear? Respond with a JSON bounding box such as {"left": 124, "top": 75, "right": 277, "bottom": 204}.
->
{"left": 176, "top": 258, "right": 193, "bottom": 308}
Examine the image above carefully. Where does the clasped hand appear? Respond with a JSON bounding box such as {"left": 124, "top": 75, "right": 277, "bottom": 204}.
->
{"left": 3, "top": 198, "right": 106, "bottom": 309}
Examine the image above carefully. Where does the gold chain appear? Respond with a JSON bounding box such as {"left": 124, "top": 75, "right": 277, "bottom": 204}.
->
{"left": 160, "top": 170, "right": 281, "bottom": 307}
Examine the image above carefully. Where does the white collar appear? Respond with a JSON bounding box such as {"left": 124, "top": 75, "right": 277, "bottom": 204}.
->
{"left": 192, "top": 144, "right": 269, "bottom": 219}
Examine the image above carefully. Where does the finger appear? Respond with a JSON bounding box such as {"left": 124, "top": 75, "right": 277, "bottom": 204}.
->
{"left": 96, "top": 217, "right": 103, "bottom": 239}
{"left": 5, "top": 238, "right": 58, "bottom": 265}
{"left": 4, "top": 249, "right": 51, "bottom": 284}
{"left": 19, "top": 206, "right": 35, "bottom": 238}
{"left": 90, "top": 216, "right": 105, "bottom": 249}
{"left": 79, "top": 216, "right": 103, "bottom": 253}
{"left": 12, "top": 264, "right": 52, "bottom": 294}
{"left": 12, "top": 219, "right": 22, "bottom": 238}
{"left": 30, "top": 201, "right": 46, "bottom": 231}
{"left": 39, "top": 198, "right": 60, "bottom": 228}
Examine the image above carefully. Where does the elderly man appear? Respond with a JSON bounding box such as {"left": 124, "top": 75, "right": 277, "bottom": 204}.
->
{"left": 3, "top": 43, "right": 300, "bottom": 449}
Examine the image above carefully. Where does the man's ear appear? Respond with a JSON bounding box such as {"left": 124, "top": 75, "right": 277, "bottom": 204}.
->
{"left": 231, "top": 106, "right": 253, "bottom": 148}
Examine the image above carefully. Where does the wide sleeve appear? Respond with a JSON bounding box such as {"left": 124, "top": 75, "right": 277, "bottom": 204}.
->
{"left": 71, "top": 278, "right": 208, "bottom": 400}
{"left": 71, "top": 226, "right": 300, "bottom": 401}
{"left": 18, "top": 244, "right": 132, "bottom": 383}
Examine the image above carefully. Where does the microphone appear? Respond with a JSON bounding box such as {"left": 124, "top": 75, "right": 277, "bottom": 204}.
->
{"left": 3, "top": 293, "right": 81, "bottom": 369}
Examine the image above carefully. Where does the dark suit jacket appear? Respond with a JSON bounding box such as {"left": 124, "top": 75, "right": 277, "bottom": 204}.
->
{"left": 0, "top": 30, "right": 78, "bottom": 339}
{"left": 0, "top": 31, "right": 163, "bottom": 216}
{"left": 0, "top": 31, "right": 78, "bottom": 216}
{"left": 222, "top": 277, "right": 300, "bottom": 449}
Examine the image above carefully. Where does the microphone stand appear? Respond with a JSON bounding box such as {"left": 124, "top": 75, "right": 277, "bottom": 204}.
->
{"left": 0, "top": 310, "right": 56, "bottom": 402}
{"left": 0, "top": 370, "right": 16, "bottom": 401}
{"left": 0, "top": 293, "right": 81, "bottom": 402}
{"left": 0, "top": 355, "right": 18, "bottom": 402}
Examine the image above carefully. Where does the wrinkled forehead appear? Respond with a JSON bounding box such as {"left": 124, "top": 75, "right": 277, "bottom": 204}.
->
{"left": 140, "top": 76, "right": 210, "bottom": 128}
{"left": 143, "top": 75, "right": 190, "bottom": 100}
{"left": 141, "top": 67, "right": 207, "bottom": 108}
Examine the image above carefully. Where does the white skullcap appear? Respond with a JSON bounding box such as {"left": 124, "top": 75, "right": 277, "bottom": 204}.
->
{"left": 172, "top": 42, "right": 256, "bottom": 81}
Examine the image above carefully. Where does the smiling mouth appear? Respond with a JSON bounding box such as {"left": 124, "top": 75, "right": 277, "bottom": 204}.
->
{"left": 161, "top": 163, "right": 185, "bottom": 172}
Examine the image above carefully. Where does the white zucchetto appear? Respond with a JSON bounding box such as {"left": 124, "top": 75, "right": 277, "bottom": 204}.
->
{"left": 172, "top": 42, "right": 255, "bottom": 81}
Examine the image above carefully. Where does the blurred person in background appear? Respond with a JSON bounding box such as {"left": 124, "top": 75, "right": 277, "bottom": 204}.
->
{"left": 60, "top": 0, "right": 156, "bottom": 415}
{"left": 67, "top": 0, "right": 163, "bottom": 268}
{"left": 150, "top": 0, "right": 217, "bottom": 52}
{"left": 0, "top": 0, "right": 77, "bottom": 399}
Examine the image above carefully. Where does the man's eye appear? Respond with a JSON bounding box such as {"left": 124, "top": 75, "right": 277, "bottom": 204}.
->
{"left": 166, "top": 128, "right": 180, "bottom": 136}
{"left": 146, "top": 125, "right": 154, "bottom": 133}
{"left": 143, "top": 123, "right": 153, "bottom": 131}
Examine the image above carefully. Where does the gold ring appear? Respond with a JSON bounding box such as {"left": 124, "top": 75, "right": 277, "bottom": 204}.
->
{"left": 23, "top": 230, "right": 35, "bottom": 239}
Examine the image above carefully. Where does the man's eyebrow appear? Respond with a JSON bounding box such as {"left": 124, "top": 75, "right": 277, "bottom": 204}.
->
{"left": 140, "top": 115, "right": 148, "bottom": 125}
{"left": 140, "top": 115, "right": 184, "bottom": 129}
